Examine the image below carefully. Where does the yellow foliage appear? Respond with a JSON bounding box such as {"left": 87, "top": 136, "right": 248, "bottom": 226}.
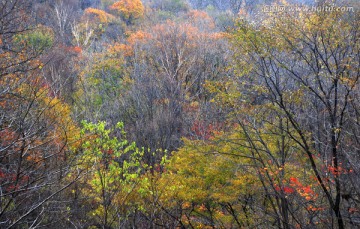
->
{"left": 109, "top": 0, "right": 144, "bottom": 21}
{"left": 42, "top": 95, "right": 80, "bottom": 149}
{"left": 106, "top": 42, "right": 129, "bottom": 55}
{"left": 84, "top": 7, "right": 115, "bottom": 24}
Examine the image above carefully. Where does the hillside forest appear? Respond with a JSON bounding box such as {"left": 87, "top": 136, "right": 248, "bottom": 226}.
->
{"left": 0, "top": 0, "right": 359, "bottom": 228}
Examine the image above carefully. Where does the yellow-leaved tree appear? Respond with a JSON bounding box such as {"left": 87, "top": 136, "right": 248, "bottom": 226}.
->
{"left": 109, "top": 0, "right": 144, "bottom": 25}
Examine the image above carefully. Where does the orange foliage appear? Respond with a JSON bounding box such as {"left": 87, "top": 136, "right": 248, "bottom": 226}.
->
{"left": 126, "top": 30, "right": 152, "bottom": 45}
{"left": 187, "top": 10, "right": 215, "bottom": 30}
{"left": 151, "top": 21, "right": 200, "bottom": 43}
{"left": 289, "top": 177, "right": 317, "bottom": 201}
{"left": 208, "top": 32, "right": 225, "bottom": 40}
{"left": 109, "top": 0, "right": 144, "bottom": 21}
{"left": 107, "top": 42, "right": 132, "bottom": 56}
{"left": 327, "top": 164, "right": 352, "bottom": 176}
{"left": 283, "top": 186, "right": 295, "bottom": 194}
{"left": 72, "top": 46, "right": 82, "bottom": 53}
{"left": 151, "top": 20, "right": 224, "bottom": 46}
{"left": 188, "top": 10, "right": 211, "bottom": 20}
{"left": 307, "top": 205, "right": 325, "bottom": 212}
{"left": 84, "top": 8, "right": 115, "bottom": 23}
{"left": 106, "top": 19, "right": 223, "bottom": 59}
{"left": 62, "top": 45, "right": 82, "bottom": 55}
{"left": 274, "top": 184, "right": 295, "bottom": 194}
{"left": 289, "top": 177, "right": 301, "bottom": 186}
{"left": 190, "top": 121, "right": 223, "bottom": 140}
{"left": 108, "top": 31, "right": 151, "bottom": 56}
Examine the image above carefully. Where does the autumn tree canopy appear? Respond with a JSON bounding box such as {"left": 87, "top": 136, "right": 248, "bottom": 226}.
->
{"left": 0, "top": 0, "right": 359, "bottom": 228}
{"left": 109, "top": 0, "right": 144, "bottom": 25}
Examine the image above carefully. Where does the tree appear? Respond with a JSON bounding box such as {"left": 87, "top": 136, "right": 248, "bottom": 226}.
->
{"left": 68, "top": 121, "right": 145, "bottom": 228}
{"left": 228, "top": 4, "right": 360, "bottom": 228}
{"left": 109, "top": 0, "right": 144, "bottom": 25}
{"left": 115, "top": 19, "right": 229, "bottom": 168}
{"left": 0, "top": 1, "right": 80, "bottom": 227}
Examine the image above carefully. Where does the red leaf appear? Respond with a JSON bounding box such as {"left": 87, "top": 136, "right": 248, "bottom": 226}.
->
{"left": 289, "top": 177, "right": 301, "bottom": 186}
{"left": 302, "top": 186, "right": 314, "bottom": 194}
{"left": 283, "top": 186, "right": 295, "bottom": 194}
